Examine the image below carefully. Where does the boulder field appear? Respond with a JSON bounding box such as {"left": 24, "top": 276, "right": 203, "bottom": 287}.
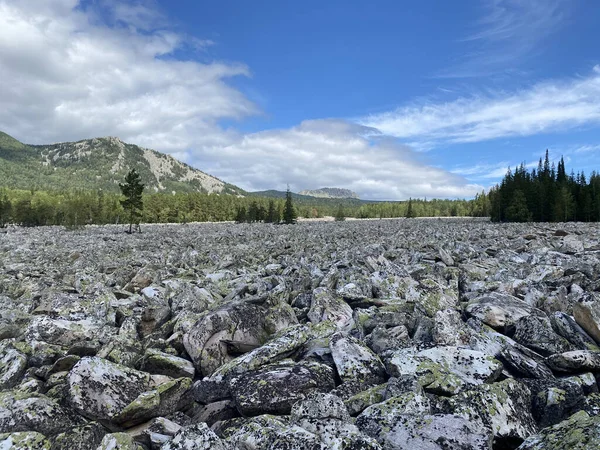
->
{"left": 1, "top": 218, "right": 600, "bottom": 449}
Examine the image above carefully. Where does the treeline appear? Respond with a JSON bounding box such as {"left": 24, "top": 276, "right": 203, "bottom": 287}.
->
{"left": 490, "top": 150, "right": 600, "bottom": 222}
{"left": 0, "top": 188, "right": 481, "bottom": 227}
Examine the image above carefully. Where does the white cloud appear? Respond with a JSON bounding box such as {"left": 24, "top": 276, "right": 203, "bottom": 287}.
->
{"left": 198, "top": 120, "right": 484, "bottom": 200}
{"left": 0, "top": 0, "right": 482, "bottom": 200}
{"left": 0, "top": 0, "right": 254, "bottom": 149}
{"left": 439, "top": 0, "right": 568, "bottom": 78}
{"left": 360, "top": 69, "right": 600, "bottom": 147}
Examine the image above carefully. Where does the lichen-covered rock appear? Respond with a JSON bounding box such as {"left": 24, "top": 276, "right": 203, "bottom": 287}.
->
{"left": 112, "top": 377, "right": 192, "bottom": 426}
{"left": 224, "top": 415, "right": 327, "bottom": 450}
{"left": 512, "top": 315, "right": 574, "bottom": 357}
{"left": 0, "top": 345, "right": 27, "bottom": 389}
{"left": 466, "top": 293, "right": 546, "bottom": 330}
{"left": 67, "top": 357, "right": 152, "bottom": 421}
{"left": 97, "top": 432, "right": 144, "bottom": 449}
{"left": 550, "top": 312, "right": 598, "bottom": 351}
{"left": 523, "top": 376, "right": 593, "bottom": 427}
{"left": 230, "top": 361, "right": 335, "bottom": 416}
{"left": 546, "top": 350, "right": 600, "bottom": 373}
{"left": 51, "top": 422, "right": 107, "bottom": 450}
{"left": 308, "top": 287, "right": 354, "bottom": 331}
{"left": 25, "top": 317, "right": 111, "bottom": 348}
{"left": 573, "top": 295, "right": 600, "bottom": 344}
{"left": 139, "top": 349, "right": 195, "bottom": 379}
{"left": 0, "top": 431, "right": 51, "bottom": 450}
{"left": 183, "top": 302, "right": 273, "bottom": 377}
{"left": 291, "top": 393, "right": 350, "bottom": 422}
{"left": 160, "top": 423, "right": 227, "bottom": 450}
{"left": 0, "top": 391, "right": 81, "bottom": 436}
{"left": 387, "top": 346, "right": 502, "bottom": 395}
{"left": 126, "top": 416, "right": 182, "bottom": 448}
{"left": 355, "top": 391, "right": 431, "bottom": 439}
{"left": 517, "top": 411, "right": 600, "bottom": 449}
{"left": 329, "top": 332, "right": 385, "bottom": 386}
{"left": 344, "top": 384, "right": 387, "bottom": 416}
{"left": 367, "top": 413, "right": 493, "bottom": 450}
{"left": 498, "top": 345, "right": 554, "bottom": 379}
{"left": 212, "top": 322, "right": 336, "bottom": 381}
{"left": 446, "top": 379, "right": 537, "bottom": 446}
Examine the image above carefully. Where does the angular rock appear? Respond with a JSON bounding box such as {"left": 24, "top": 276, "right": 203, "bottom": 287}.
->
{"left": 512, "top": 315, "right": 574, "bottom": 357}
{"left": 0, "top": 391, "right": 81, "bottom": 436}
{"left": 362, "top": 413, "right": 492, "bottom": 450}
{"left": 387, "top": 346, "right": 502, "bottom": 395}
{"left": 518, "top": 411, "right": 600, "bottom": 450}
{"left": 574, "top": 296, "right": 600, "bottom": 344}
{"left": 183, "top": 302, "right": 273, "bottom": 377}
{"left": 307, "top": 287, "right": 354, "bottom": 331}
{"left": 112, "top": 377, "right": 193, "bottom": 426}
{"left": 229, "top": 361, "right": 335, "bottom": 416}
{"left": 0, "top": 432, "right": 51, "bottom": 449}
{"left": 67, "top": 357, "right": 152, "bottom": 422}
{"left": 139, "top": 349, "right": 195, "bottom": 379}
{"left": 466, "top": 293, "right": 546, "bottom": 330}
{"left": 446, "top": 379, "right": 537, "bottom": 446}
{"left": 546, "top": 350, "right": 600, "bottom": 373}
{"left": 52, "top": 422, "right": 107, "bottom": 450}
{"left": 97, "top": 432, "right": 144, "bottom": 449}
{"left": 0, "top": 345, "right": 27, "bottom": 389}
{"left": 329, "top": 332, "right": 385, "bottom": 386}
{"left": 224, "top": 415, "right": 326, "bottom": 450}
{"left": 161, "top": 423, "right": 227, "bottom": 450}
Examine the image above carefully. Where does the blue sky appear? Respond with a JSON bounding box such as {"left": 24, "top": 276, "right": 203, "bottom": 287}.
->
{"left": 1, "top": 0, "right": 600, "bottom": 199}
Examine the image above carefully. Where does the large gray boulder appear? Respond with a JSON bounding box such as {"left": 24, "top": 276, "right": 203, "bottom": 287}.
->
{"left": 229, "top": 361, "right": 335, "bottom": 416}
{"left": 0, "top": 391, "right": 81, "bottom": 436}
{"left": 161, "top": 423, "right": 227, "bottom": 450}
{"left": 329, "top": 332, "right": 385, "bottom": 386}
{"left": 67, "top": 357, "right": 153, "bottom": 422}
{"left": 387, "top": 346, "right": 502, "bottom": 395}
{"left": 517, "top": 411, "right": 600, "bottom": 449}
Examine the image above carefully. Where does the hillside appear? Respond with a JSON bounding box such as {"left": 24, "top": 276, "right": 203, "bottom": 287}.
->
{"left": 299, "top": 187, "right": 359, "bottom": 199}
{"left": 0, "top": 132, "right": 244, "bottom": 195}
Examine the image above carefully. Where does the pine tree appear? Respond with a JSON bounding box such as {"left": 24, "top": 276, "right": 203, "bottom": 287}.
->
{"left": 506, "top": 190, "right": 531, "bottom": 222}
{"left": 235, "top": 206, "right": 247, "bottom": 223}
{"left": 266, "top": 200, "right": 278, "bottom": 223}
{"left": 405, "top": 198, "right": 416, "bottom": 218}
{"left": 283, "top": 186, "right": 297, "bottom": 224}
{"left": 119, "top": 169, "right": 145, "bottom": 233}
{"left": 334, "top": 204, "right": 346, "bottom": 221}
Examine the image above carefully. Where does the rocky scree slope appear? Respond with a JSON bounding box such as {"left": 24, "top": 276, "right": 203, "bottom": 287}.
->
{"left": 0, "top": 131, "right": 243, "bottom": 195}
{"left": 1, "top": 219, "right": 600, "bottom": 449}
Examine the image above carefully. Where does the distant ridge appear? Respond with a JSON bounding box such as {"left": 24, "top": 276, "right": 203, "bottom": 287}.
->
{"left": 0, "top": 132, "right": 244, "bottom": 195}
{"left": 299, "top": 187, "right": 359, "bottom": 199}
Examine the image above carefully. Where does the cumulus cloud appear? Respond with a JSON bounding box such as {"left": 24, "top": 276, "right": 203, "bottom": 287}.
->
{"left": 359, "top": 69, "right": 600, "bottom": 147}
{"left": 198, "top": 120, "right": 483, "bottom": 200}
{"left": 0, "top": 0, "right": 483, "bottom": 200}
{"left": 0, "top": 0, "right": 254, "bottom": 150}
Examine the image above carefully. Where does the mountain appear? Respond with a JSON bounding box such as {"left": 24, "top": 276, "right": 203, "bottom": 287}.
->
{"left": 0, "top": 132, "right": 244, "bottom": 195}
{"left": 299, "top": 187, "right": 359, "bottom": 199}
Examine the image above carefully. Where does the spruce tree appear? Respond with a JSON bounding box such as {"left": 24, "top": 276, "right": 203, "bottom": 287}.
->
{"left": 266, "top": 200, "right": 278, "bottom": 223}
{"left": 283, "top": 186, "right": 297, "bottom": 224}
{"left": 119, "top": 169, "right": 145, "bottom": 233}
{"left": 405, "top": 198, "right": 416, "bottom": 218}
{"left": 334, "top": 204, "right": 346, "bottom": 221}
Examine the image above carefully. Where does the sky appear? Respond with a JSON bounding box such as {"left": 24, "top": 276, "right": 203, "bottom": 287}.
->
{"left": 1, "top": 0, "right": 600, "bottom": 200}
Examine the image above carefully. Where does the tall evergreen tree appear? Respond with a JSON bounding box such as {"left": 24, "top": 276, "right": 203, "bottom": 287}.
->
{"left": 119, "top": 169, "right": 145, "bottom": 233}
{"left": 283, "top": 186, "right": 297, "bottom": 224}
{"left": 405, "top": 198, "right": 416, "bottom": 218}
{"left": 265, "top": 200, "right": 278, "bottom": 223}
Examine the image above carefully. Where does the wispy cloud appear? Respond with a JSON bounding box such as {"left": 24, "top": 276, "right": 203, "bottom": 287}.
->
{"left": 439, "top": 0, "right": 568, "bottom": 78}
{"left": 360, "top": 67, "right": 600, "bottom": 148}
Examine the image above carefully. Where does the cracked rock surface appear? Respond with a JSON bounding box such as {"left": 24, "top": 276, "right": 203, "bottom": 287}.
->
{"left": 2, "top": 218, "right": 600, "bottom": 449}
